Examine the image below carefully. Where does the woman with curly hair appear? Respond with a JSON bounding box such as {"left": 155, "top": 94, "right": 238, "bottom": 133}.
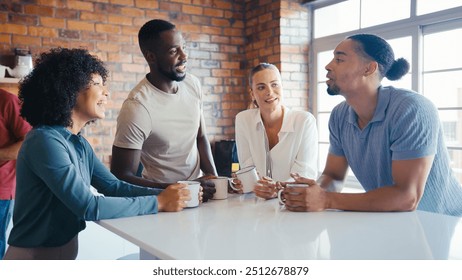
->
{"left": 3, "top": 48, "right": 191, "bottom": 260}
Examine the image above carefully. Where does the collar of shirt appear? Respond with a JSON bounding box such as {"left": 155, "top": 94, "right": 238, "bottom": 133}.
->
{"left": 253, "top": 106, "right": 295, "bottom": 133}
{"left": 347, "top": 86, "right": 391, "bottom": 126}
{"left": 48, "top": 125, "right": 85, "bottom": 158}
{"left": 50, "top": 125, "right": 83, "bottom": 140}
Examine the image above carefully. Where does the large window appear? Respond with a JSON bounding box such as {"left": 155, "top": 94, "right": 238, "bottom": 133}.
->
{"left": 309, "top": 1, "right": 462, "bottom": 186}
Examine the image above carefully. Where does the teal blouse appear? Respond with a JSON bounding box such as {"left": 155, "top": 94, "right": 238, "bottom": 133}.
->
{"left": 8, "top": 125, "right": 161, "bottom": 247}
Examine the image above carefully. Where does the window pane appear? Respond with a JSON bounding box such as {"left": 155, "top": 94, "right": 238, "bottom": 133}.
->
{"left": 317, "top": 82, "right": 345, "bottom": 112}
{"left": 381, "top": 36, "right": 413, "bottom": 88}
{"left": 317, "top": 112, "right": 331, "bottom": 143}
{"left": 382, "top": 74, "right": 412, "bottom": 89}
{"left": 448, "top": 149, "right": 462, "bottom": 185}
{"left": 417, "top": 0, "right": 462, "bottom": 15}
{"left": 439, "top": 110, "right": 462, "bottom": 148}
{"left": 361, "top": 0, "right": 410, "bottom": 28}
{"left": 387, "top": 37, "right": 412, "bottom": 72}
{"left": 317, "top": 50, "right": 345, "bottom": 112}
{"left": 317, "top": 50, "right": 332, "bottom": 82}
{"left": 318, "top": 143, "right": 330, "bottom": 174}
{"left": 423, "top": 28, "right": 462, "bottom": 71}
{"left": 423, "top": 71, "right": 462, "bottom": 108}
{"left": 314, "top": 0, "right": 360, "bottom": 38}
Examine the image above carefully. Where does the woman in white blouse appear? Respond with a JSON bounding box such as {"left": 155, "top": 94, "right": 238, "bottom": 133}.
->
{"left": 234, "top": 63, "right": 318, "bottom": 199}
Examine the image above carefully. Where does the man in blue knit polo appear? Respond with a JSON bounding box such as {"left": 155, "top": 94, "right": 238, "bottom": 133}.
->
{"left": 277, "top": 34, "right": 462, "bottom": 216}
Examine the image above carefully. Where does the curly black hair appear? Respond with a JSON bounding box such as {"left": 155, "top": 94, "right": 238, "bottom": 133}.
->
{"left": 19, "top": 48, "right": 108, "bottom": 127}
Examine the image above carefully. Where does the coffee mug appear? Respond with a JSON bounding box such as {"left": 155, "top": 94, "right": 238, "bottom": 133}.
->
{"left": 178, "top": 181, "right": 201, "bottom": 208}
{"left": 210, "top": 176, "right": 232, "bottom": 200}
{"left": 278, "top": 183, "right": 309, "bottom": 205}
{"left": 233, "top": 165, "right": 259, "bottom": 193}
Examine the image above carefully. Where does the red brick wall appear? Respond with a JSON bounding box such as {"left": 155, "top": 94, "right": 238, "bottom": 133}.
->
{"left": 0, "top": 0, "right": 310, "bottom": 166}
{"left": 245, "top": 0, "right": 310, "bottom": 111}
{"left": 280, "top": 0, "right": 310, "bottom": 111}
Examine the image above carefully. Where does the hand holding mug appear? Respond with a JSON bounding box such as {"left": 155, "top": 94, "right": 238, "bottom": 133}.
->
{"left": 210, "top": 176, "right": 234, "bottom": 199}
{"left": 277, "top": 183, "right": 309, "bottom": 206}
{"left": 254, "top": 176, "right": 280, "bottom": 200}
{"left": 229, "top": 173, "right": 243, "bottom": 194}
{"left": 232, "top": 165, "right": 259, "bottom": 193}
{"left": 178, "top": 181, "right": 203, "bottom": 208}
{"left": 157, "top": 183, "right": 190, "bottom": 212}
{"left": 193, "top": 174, "right": 217, "bottom": 202}
{"left": 278, "top": 175, "right": 327, "bottom": 212}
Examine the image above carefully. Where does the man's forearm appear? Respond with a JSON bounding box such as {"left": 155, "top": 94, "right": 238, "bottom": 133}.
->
{"left": 197, "top": 136, "right": 217, "bottom": 176}
{"left": 113, "top": 171, "right": 170, "bottom": 189}
{"left": 317, "top": 174, "right": 344, "bottom": 192}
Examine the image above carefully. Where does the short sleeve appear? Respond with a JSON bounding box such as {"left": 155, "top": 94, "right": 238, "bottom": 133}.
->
{"left": 4, "top": 92, "right": 31, "bottom": 139}
{"left": 113, "top": 99, "right": 151, "bottom": 150}
{"left": 328, "top": 105, "right": 346, "bottom": 157}
{"left": 390, "top": 95, "right": 439, "bottom": 160}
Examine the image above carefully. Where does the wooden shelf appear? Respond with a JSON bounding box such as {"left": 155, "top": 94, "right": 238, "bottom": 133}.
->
{"left": 0, "top": 77, "right": 20, "bottom": 83}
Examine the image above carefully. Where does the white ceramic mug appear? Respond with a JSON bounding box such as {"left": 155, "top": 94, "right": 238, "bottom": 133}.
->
{"left": 234, "top": 165, "right": 259, "bottom": 193}
{"left": 210, "top": 176, "right": 232, "bottom": 200}
{"left": 178, "top": 181, "right": 201, "bottom": 208}
{"left": 278, "top": 183, "right": 309, "bottom": 205}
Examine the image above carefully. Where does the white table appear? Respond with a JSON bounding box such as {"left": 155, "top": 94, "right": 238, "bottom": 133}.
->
{"left": 96, "top": 193, "right": 462, "bottom": 260}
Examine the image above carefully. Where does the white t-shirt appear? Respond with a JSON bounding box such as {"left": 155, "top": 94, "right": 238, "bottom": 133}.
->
{"left": 113, "top": 74, "right": 202, "bottom": 183}
{"left": 235, "top": 107, "right": 318, "bottom": 181}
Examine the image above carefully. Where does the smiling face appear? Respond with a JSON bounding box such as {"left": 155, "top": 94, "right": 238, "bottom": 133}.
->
{"left": 151, "top": 29, "right": 188, "bottom": 82}
{"left": 325, "top": 39, "right": 370, "bottom": 97}
{"left": 250, "top": 68, "right": 283, "bottom": 110}
{"left": 73, "top": 74, "right": 108, "bottom": 124}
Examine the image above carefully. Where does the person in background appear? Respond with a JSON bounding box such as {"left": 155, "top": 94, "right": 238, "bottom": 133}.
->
{"left": 280, "top": 33, "right": 462, "bottom": 216}
{"left": 235, "top": 63, "right": 318, "bottom": 199}
{"left": 111, "top": 19, "right": 217, "bottom": 201}
{"left": 0, "top": 89, "right": 31, "bottom": 259}
{"left": 3, "top": 48, "right": 190, "bottom": 260}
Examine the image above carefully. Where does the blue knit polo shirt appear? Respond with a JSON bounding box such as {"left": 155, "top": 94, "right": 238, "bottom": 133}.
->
{"left": 329, "top": 86, "right": 462, "bottom": 216}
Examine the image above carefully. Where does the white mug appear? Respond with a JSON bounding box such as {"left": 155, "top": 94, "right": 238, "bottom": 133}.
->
{"left": 210, "top": 176, "right": 232, "bottom": 200}
{"left": 178, "top": 181, "right": 201, "bottom": 208}
{"left": 278, "top": 183, "right": 309, "bottom": 205}
{"left": 234, "top": 165, "right": 259, "bottom": 193}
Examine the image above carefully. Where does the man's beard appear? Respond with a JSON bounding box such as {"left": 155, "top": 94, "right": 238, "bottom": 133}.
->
{"left": 327, "top": 84, "right": 340, "bottom": 96}
{"left": 159, "top": 66, "right": 186, "bottom": 82}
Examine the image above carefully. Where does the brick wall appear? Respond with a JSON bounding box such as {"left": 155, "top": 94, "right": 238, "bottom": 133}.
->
{"left": 0, "top": 0, "right": 311, "bottom": 166}
{"left": 280, "top": 0, "right": 310, "bottom": 111}
{"left": 244, "top": 0, "right": 310, "bottom": 112}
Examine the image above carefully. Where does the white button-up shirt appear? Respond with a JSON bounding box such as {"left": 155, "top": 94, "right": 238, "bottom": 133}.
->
{"left": 235, "top": 107, "right": 318, "bottom": 181}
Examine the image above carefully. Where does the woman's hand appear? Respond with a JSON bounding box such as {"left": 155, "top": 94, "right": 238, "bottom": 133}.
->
{"left": 254, "top": 176, "right": 279, "bottom": 200}
{"left": 156, "top": 183, "right": 190, "bottom": 212}
{"left": 229, "top": 173, "right": 243, "bottom": 194}
{"left": 290, "top": 172, "right": 317, "bottom": 185}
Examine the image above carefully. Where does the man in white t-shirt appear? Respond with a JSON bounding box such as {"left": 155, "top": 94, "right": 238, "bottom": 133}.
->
{"left": 111, "top": 19, "right": 217, "bottom": 201}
